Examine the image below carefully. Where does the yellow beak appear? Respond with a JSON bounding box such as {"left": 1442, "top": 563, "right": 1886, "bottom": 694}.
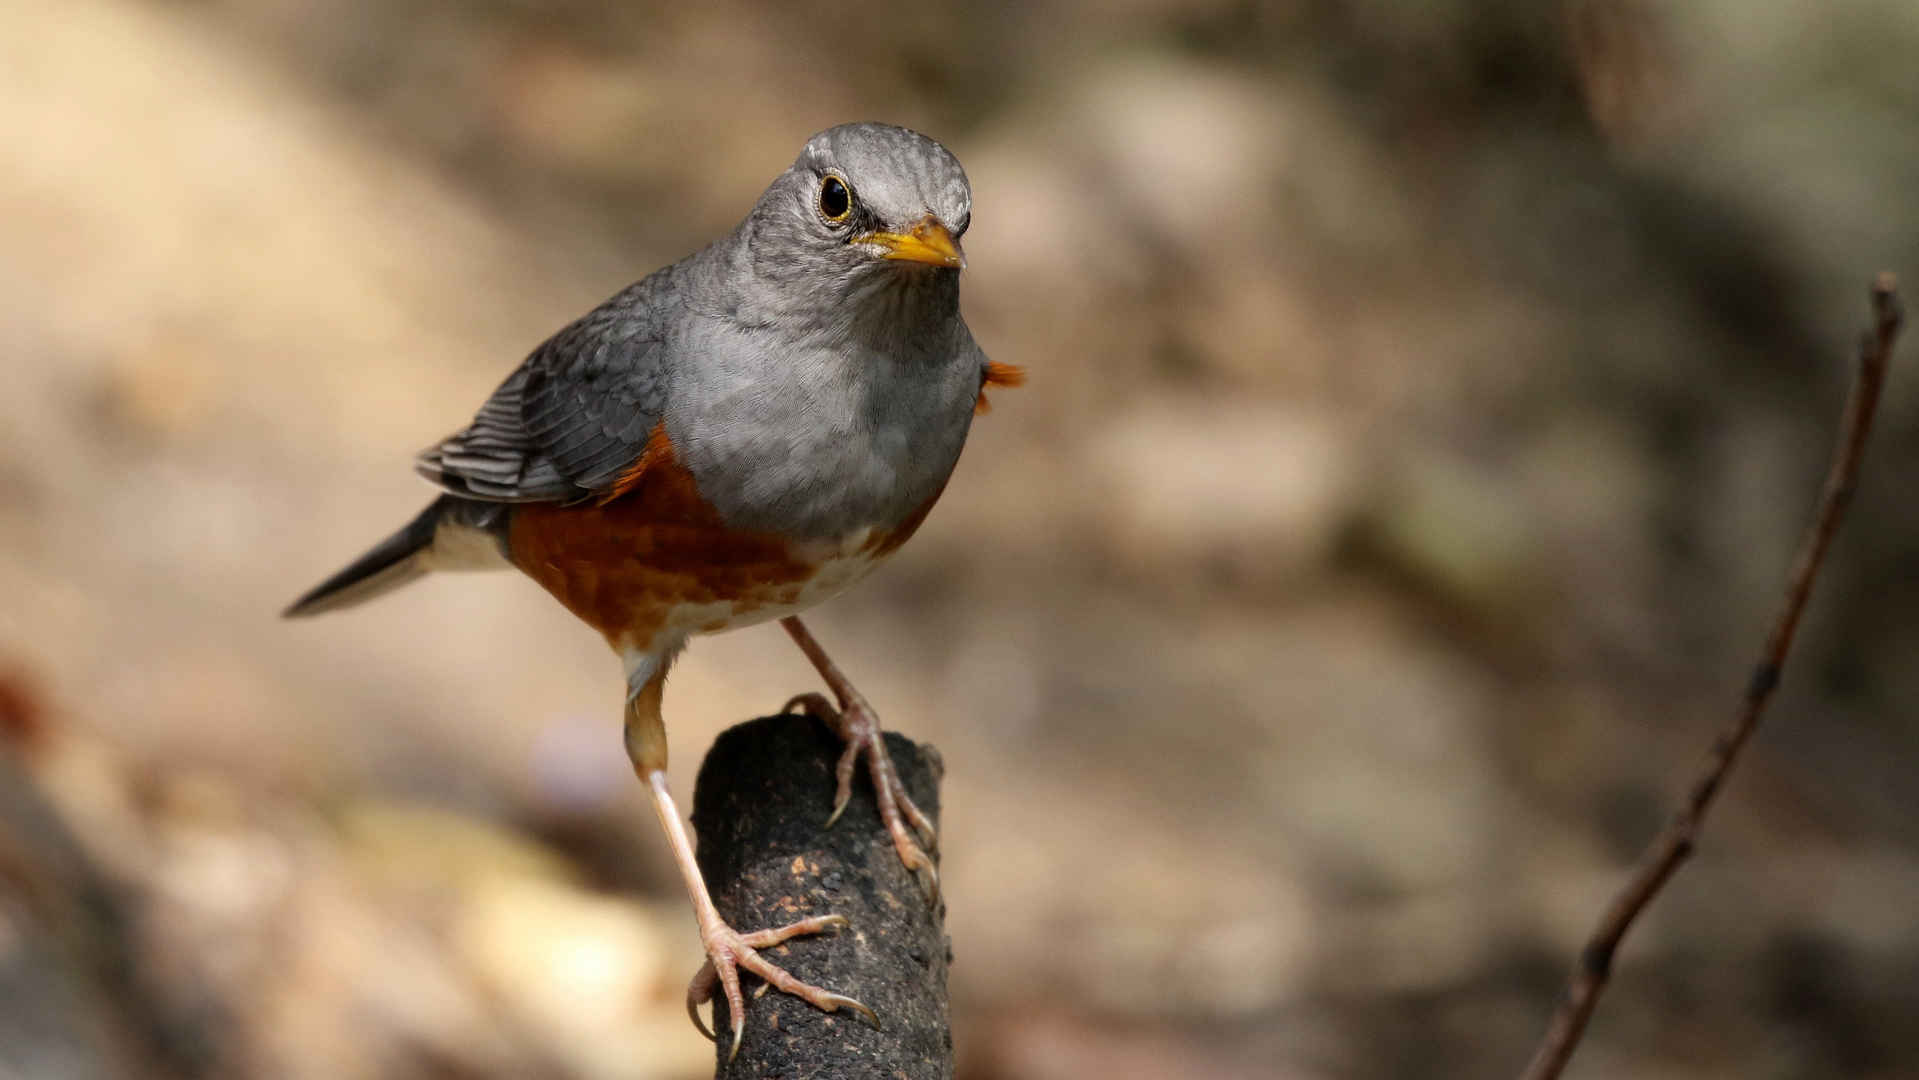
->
{"left": 858, "top": 217, "right": 964, "bottom": 269}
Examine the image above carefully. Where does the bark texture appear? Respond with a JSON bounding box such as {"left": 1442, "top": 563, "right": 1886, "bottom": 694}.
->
{"left": 693, "top": 714, "right": 949, "bottom": 1079}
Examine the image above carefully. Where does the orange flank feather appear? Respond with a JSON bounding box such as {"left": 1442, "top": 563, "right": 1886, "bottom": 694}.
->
{"left": 598, "top": 422, "right": 677, "bottom": 505}
{"left": 975, "top": 361, "right": 1026, "bottom": 415}
{"left": 861, "top": 484, "right": 946, "bottom": 559}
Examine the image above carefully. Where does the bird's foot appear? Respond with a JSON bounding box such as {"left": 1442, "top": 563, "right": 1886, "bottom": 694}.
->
{"left": 783, "top": 690, "right": 940, "bottom": 905}
{"left": 686, "top": 913, "right": 876, "bottom": 1060}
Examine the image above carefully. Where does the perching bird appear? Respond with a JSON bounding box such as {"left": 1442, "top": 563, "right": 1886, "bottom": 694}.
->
{"left": 286, "top": 122, "right": 1019, "bottom": 1056}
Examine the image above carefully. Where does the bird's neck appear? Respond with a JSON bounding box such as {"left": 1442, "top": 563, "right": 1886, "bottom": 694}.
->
{"left": 834, "top": 268, "right": 961, "bottom": 356}
{"left": 711, "top": 220, "right": 961, "bottom": 356}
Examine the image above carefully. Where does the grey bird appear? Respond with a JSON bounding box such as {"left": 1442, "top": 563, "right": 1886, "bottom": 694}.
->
{"left": 286, "top": 122, "right": 1020, "bottom": 1056}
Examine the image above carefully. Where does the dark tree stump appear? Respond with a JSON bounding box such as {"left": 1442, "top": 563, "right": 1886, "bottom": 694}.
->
{"left": 692, "top": 714, "right": 950, "bottom": 1079}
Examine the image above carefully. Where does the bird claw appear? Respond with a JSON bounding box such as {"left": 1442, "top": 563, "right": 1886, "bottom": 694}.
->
{"left": 824, "top": 991, "right": 882, "bottom": 1030}
{"left": 684, "top": 913, "right": 869, "bottom": 1061}
{"left": 686, "top": 967, "right": 717, "bottom": 1041}
{"left": 782, "top": 690, "right": 941, "bottom": 905}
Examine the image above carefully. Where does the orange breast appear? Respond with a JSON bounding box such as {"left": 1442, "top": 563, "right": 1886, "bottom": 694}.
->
{"left": 507, "top": 425, "right": 819, "bottom": 651}
{"left": 506, "top": 424, "right": 943, "bottom": 653}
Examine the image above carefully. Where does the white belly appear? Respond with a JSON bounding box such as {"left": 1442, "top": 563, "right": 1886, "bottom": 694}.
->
{"left": 623, "top": 528, "right": 890, "bottom": 667}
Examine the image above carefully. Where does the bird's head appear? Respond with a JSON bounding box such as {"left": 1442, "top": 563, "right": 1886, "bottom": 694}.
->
{"left": 746, "top": 124, "right": 971, "bottom": 294}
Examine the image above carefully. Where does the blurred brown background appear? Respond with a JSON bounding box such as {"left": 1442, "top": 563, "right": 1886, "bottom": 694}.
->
{"left": 3, "top": 1, "right": 1918, "bottom": 1077}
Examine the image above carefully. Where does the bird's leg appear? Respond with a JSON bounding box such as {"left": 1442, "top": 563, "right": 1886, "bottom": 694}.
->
{"left": 778, "top": 615, "right": 939, "bottom": 904}
{"left": 622, "top": 659, "right": 874, "bottom": 1060}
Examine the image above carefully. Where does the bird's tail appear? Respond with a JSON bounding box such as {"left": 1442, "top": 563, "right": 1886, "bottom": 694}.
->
{"left": 283, "top": 496, "right": 509, "bottom": 618}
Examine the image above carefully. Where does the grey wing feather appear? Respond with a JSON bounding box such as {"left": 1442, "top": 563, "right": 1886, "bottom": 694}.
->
{"left": 416, "top": 275, "right": 673, "bottom": 503}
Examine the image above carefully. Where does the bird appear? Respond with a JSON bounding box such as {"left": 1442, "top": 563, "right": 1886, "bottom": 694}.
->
{"left": 285, "top": 122, "right": 1020, "bottom": 1057}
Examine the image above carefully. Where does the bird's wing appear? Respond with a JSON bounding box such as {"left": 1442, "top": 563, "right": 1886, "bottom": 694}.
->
{"left": 416, "top": 278, "right": 672, "bottom": 503}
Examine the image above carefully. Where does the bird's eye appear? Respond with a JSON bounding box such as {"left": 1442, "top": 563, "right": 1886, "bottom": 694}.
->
{"left": 818, "top": 176, "right": 853, "bottom": 224}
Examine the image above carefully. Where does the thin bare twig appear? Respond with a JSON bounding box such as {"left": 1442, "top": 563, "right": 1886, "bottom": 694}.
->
{"left": 1519, "top": 273, "right": 1904, "bottom": 1080}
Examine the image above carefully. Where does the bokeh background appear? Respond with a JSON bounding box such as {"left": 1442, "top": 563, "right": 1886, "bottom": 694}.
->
{"left": 4, "top": 1, "right": 1918, "bottom": 1077}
